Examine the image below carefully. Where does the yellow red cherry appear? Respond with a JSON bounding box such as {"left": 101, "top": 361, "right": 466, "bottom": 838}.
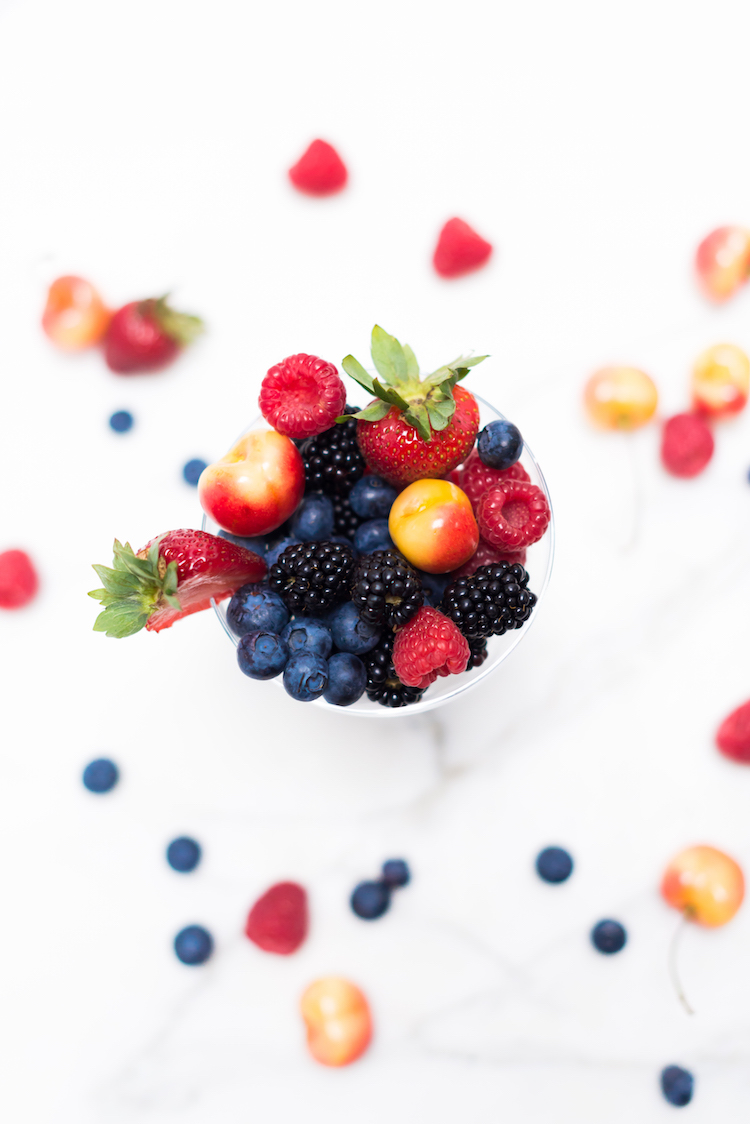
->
{"left": 661, "top": 845, "right": 744, "bottom": 928}
{"left": 198, "top": 429, "right": 305, "bottom": 537}
{"left": 695, "top": 226, "right": 750, "bottom": 301}
{"left": 388, "top": 479, "right": 479, "bottom": 574}
{"left": 691, "top": 343, "right": 749, "bottom": 418}
{"left": 42, "top": 275, "right": 110, "bottom": 350}
{"left": 300, "top": 977, "right": 372, "bottom": 1067}
{"left": 583, "top": 367, "right": 658, "bottom": 430}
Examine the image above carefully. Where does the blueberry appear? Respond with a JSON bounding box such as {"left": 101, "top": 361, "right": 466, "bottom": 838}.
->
{"left": 82, "top": 758, "right": 119, "bottom": 794}
{"left": 660, "top": 1065, "right": 694, "bottom": 1107}
{"left": 166, "top": 836, "right": 201, "bottom": 873}
{"left": 417, "top": 570, "right": 450, "bottom": 607}
{"left": 353, "top": 518, "right": 394, "bottom": 554}
{"left": 590, "top": 919, "right": 627, "bottom": 954}
{"left": 351, "top": 880, "right": 391, "bottom": 920}
{"left": 324, "top": 652, "right": 366, "bottom": 706}
{"left": 283, "top": 652, "right": 329, "bottom": 701}
{"left": 382, "top": 859, "right": 410, "bottom": 887}
{"left": 281, "top": 617, "right": 333, "bottom": 658}
{"left": 477, "top": 420, "right": 523, "bottom": 470}
{"left": 174, "top": 924, "right": 213, "bottom": 965}
{"left": 219, "top": 530, "right": 266, "bottom": 557}
{"left": 535, "top": 846, "right": 574, "bottom": 884}
{"left": 291, "top": 494, "right": 335, "bottom": 541}
{"left": 265, "top": 536, "right": 299, "bottom": 569}
{"left": 349, "top": 475, "right": 398, "bottom": 519}
{"left": 109, "top": 410, "right": 133, "bottom": 433}
{"left": 227, "top": 583, "right": 289, "bottom": 636}
{"left": 328, "top": 601, "right": 381, "bottom": 654}
{"left": 182, "top": 458, "right": 208, "bottom": 486}
{"left": 237, "top": 631, "right": 289, "bottom": 679}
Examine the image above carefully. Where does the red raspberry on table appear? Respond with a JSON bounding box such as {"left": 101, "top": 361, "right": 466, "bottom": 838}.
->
{"left": 288, "top": 139, "right": 348, "bottom": 196}
{"left": 661, "top": 412, "right": 714, "bottom": 478}
{"left": 477, "top": 479, "right": 551, "bottom": 551}
{"left": 433, "top": 218, "right": 493, "bottom": 279}
{"left": 259, "top": 353, "right": 347, "bottom": 440}
{"left": 460, "top": 448, "right": 530, "bottom": 512}
{"left": 392, "top": 606, "right": 470, "bottom": 689}
{"left": 716, "top": 700, "right": 750, "bottom": 763}
{"left": 245, "top": 881, "right": 308, "bottom": 955}
{"left": 448, "top": 539, "right": 526, "bottom": 580}
{"left": 0, "top": 549, "right": 39, "bottom": 609}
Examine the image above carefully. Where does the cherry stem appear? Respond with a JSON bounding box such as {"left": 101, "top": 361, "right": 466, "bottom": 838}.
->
{"left": 669, "top": 911, "right": 695, "bottom": 1016}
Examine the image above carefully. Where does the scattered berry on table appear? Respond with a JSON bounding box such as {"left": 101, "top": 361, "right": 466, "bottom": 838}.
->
{"left": 363, "top": 632, "right": 426, "bottom": 708}
{"left": 291, "top": 493, "right": 335, "bottom": 541}
{"left": 350, "top": 880, "right": 391, "bottom": 920}
{"left": 82, "top": 758, "right": 119, "bottom": 794}
{"left": 265, "top": 535, "right": 300, "bottom": 570}
{"left": 166, "top": 836, "right": 201, "bottom": 873}
{"left": 381, "top": 859, "right": 410, "bottom": 887}
{"left": 105, "top": 297, "right": 203, "bottom": 374}
{"left": 270, "top": 540, "right": 355, "bottom": 615}
{"left": 350, "top": 549, "right": 423, "bottom": 629}
{"left": 584, "top": 366, "right": 658, "bottom": 429}
{"left": 328, "top": 601, "right": 382, "bottom": 655}
{"left": 459, "top": 448, "right": 530, "bottom": 512}
{"left": 174, "top": 924, "right": 213, "bottom": 965}
{"left": 0, "top": 549, "right": 39, "bottom": 609}
{"left": 259, "top": 353, "right": 346, "bottom": 440}
{"left": 392, "top": 605, "right": 470, "bottom": 688}
{"left": 288, "top": 139, "right": 348, "bottom": 196}
{"left": 333, "top": 495, "right": 365, "bottom": 539}
{"left": 300, "top": 407, "right": 365, "bottom": 495}
{"left": 448, "top": 539, "right": 527, "bottom": 580}
{"left": 660, "top": 413, "right": 714, "bottom": 477}
{"left": 433, "top": 217, "right": 493, "bottom": 279}
{"left": 109, "top": 410, "right": 134, "bottom": 433}
{"left": 301, "top": 977, "right": 372, "bottom": 1067}
{"left": 661, "top": 846, "right": 744, "bottom": 927}
{"left": 477, "top": 420, "right": 523, "bottom": 469}
{"left": 42, "top": 275, "right": 110, "bottom": 350}
{"left": 590, "top": 919, "right": 627, "bottom": 954}
{"left": 227, "top": 583, "right": 289, "bottom": 636}
{"left": 183, "top": 458, "right": 208, "bottom": 486}
{"left": 245, "top": 881, "right": 308, "bottom": 954}
{"left": 440, "top": 562, "right": 537, "bottom": 640}
{"left": 716, "top": 699, "right": 750, "bottom": 763}
{"left": 219, "top": 530, "right": 267, "bottom": 556}
{"left": 353, "top": 518, "right": 394, "bottom": 555}
{"left": 324, "top": 652, "right": 367, "bottom": 706}
{"left": 660, "top": 1065, "right": 695, "bottom": 1108}
{"left": 477, "top": 479, "right": 551, "bottom": 551}
{"left": 691, "top": 343, "right": 749, "bottom": 418}
{"left": 283, "top": 651, "right": 329, "bottom": 701}
{"left": 696, "top": 224, "right": 750, "bottom": 301}
{"left": 349, "top": 475, "right": 398, "bottom": 519}
{"left": 535, "top": 846, "right": 574, "bottom": 884}
{"left": 237, "top": 630, "right": 289, "bottom": 679}
{"left": 281, "top": 617, "right": 333, "bottom": 658}
{"left": 467, "top": 637, "right": 488, "bottom": 667}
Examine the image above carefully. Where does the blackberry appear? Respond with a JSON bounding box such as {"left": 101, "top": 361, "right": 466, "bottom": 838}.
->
{"left": 439, "top": 562, "right": 537, "bottom": 640}
{"left": 269, "top": 541, "right": 355, "bottom": 615}
{"left": 301, "top": 406, "right": 365, "bottom": 496}
{"left": 467, "top": 637, "right": 488, "bottom": 668}
{"left": 332, "top": 494, "right": 365, "bottom": 540}
{"left": 350, "top": 550, "right": 423, "bottom": 629}
{"left": 363, "top": 633, "right": 426, "bottom": 708}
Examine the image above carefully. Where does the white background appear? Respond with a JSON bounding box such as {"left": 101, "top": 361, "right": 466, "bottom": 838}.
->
{"left": 2, "top": 0, "right": 750, "bottom": 1120}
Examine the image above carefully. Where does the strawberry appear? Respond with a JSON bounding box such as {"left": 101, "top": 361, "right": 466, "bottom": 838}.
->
{"left": 342, "top": 325, "right": 485, "bottom": 487}
{"left": 88, "top": 529, "right": 266, "bottom": 637}
{"left": 288, "top": 139, "right": 348, "bottom": 195}
{"left": 245, "top": 881, "right": 308, "bottom": 954}
{"left": 104, "top": 296, "right": 204, "bottom": 374}
{"left": 433, "top": 218, "right": 493, "bottom": 279}
{"left": 0, "top": 549, "right": 39, "bottom": 609}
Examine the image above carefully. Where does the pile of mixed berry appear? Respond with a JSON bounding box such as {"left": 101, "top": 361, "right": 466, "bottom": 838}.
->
{"left": 89, "top": 324, "right": 551, "bottom": 707}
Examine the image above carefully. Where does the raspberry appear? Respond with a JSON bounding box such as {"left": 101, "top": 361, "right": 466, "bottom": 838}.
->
{"left": 0, "top": 549, "right": 39, "bottom": 609}
{"left": 716, "top": 700, "right": 750, "bottom": 763}
{"left": 448, "top": 539, "right": 527, "bottom": 580}
{"left": 259, "top": 354, "right": 347, "bottom": 440}
{"left": 477, "top": 479, "right": 551, "bottom": 551}
{"left": 661, "top": 412, "right": 714, "bottom": 478}
{"left": 460, "top": 448, "right": 529, "bottom": 512}
{"left": 392, "top": 606, "right": 470, "bottom": 689}
{"left": 288, "top": 139, "right": 348, "bottom": 196}
{"left": 245, "top": 882, "right": 308, "bottom": 955}
{"left": 433, "top": 218, "right": 493, "bottom": 279}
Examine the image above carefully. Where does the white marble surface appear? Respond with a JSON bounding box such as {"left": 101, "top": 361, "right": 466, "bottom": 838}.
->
{"left": 2, "top": 0, "right": 750, "bottom": 1119}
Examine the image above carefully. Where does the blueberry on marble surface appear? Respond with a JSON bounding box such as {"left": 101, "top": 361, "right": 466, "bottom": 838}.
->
{"left": 167, "top": 837, "right": 201, "bottom": 873}
{"left": 349, "top": 475, "right": 398, "bottom": 519}
{"left": 281, "top": 617, "right": 333, "bottom": 658}
{"left": 174, "top": 925, "right": 213, "bottom": 965}
{"left": 227, "top": 584, "right": 289, "bottom": 636}
{"left": 182, "top": 458, "right": 208, "bottom": 486}
{"left": 82, "top": 758, "right": 119, "bottom": 794}
{"left": 535, "top": 846, "right": 574, "bottom": 884}
{"left": 328, "top": 601, "right": 381, "bottom": 655}
{"left": 590, "top": 919, "right": 627, "bottom": 954}
{"left": 109, "top": 410, "right": 133, "bottom": 433}
{"left": 381, "top": 859, "right": 410, "bottom": 887}
{"left": 324, "top": 652, "right": 366, "bottom": 706}
{"left": 291, "top": 494, "right": 335, "bottom": 541}
{"left": 237, "top": 631, "right": 289, "bottom": 680}
{"left": 477, "top": 420, "right": 523, "bottom": 470}
{"left": 351, "top": 880, "right": 391, "bottom": 920}
{"left": 283, "top": 652, "right": 329, "bottom": 701}
{"left": 660, "top": 1065, "right": 694, "bottom": 1107}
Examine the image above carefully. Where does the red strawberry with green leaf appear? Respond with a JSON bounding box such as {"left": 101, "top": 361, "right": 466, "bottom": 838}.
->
{"left": 88, "top": 529, "right": 265, "bottom": 637}
{"left": 341, "top": 325, "right": 486, "bottom": 487}
{"left": 104, "top": 296, "right": 204, "bottom": 374}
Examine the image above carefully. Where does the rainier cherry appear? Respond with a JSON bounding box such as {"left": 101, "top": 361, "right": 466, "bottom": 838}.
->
{"left": 691, "top": 343, "right": 749, "bottom": 418}
{"left": 695, "top": 225, "right": 750, "bottom": 301}
{"left": 42, "top": 276, "right": 110, "bottom": 350}
{"left": 584, "top": 366, "right": 658, "bottom": 429}
{"left": 300, "top": 977, "right": 372, "bottom": 1066}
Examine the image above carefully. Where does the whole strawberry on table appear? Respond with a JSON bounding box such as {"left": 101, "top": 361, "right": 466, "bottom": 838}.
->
{"left": 90, "top": 325, "right": 551, "bottom": 708}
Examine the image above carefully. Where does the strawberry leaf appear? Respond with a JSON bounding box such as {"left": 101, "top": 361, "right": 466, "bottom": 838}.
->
{"left": 403, "top": 343, "right": 420, "bottom": 380}
{"left": 346, "top": 401, "right": 390, "bottom": 423}
{"left": 93, "top": 602, "right": 150, "bottom": 639}
{"left": 342, "top": 355, "right": 376, "bottom": 394}
{"left": 402, "top": 404, "right": 432, "bottom": 442}
{"left": 372, "top": 378, "right": 410, "bottom": 410}
{"left": 371, "top": 324, "right": 408, "bottom": 386}
{"left": 427, "top": 397, "right": 456, "bottom": 431}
